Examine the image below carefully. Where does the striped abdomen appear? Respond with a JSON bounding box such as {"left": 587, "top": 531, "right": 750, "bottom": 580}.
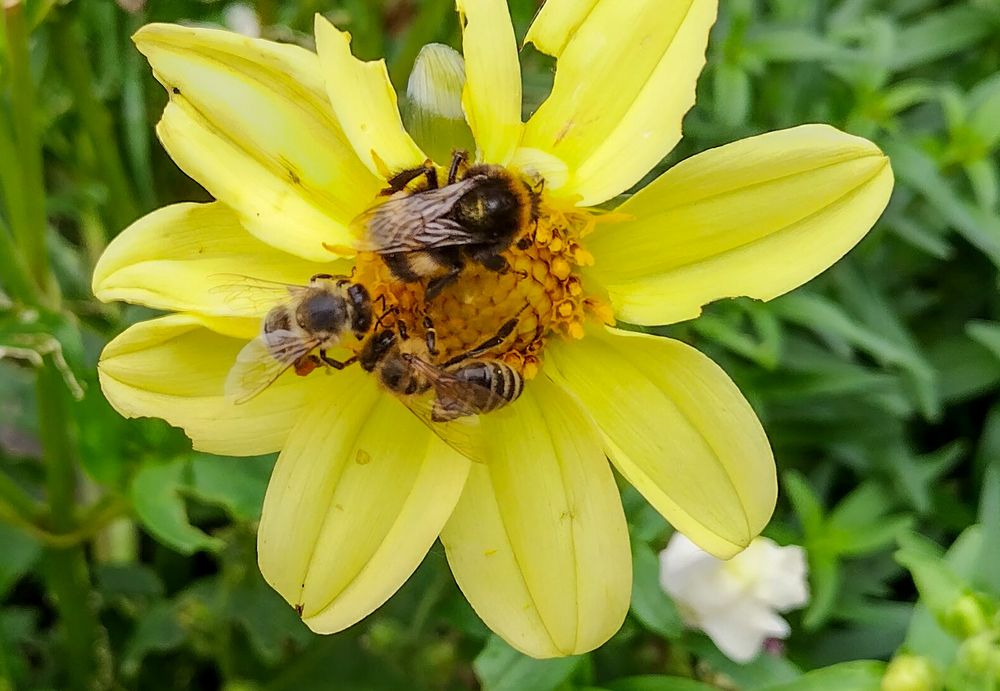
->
{"left": 432, "top": 359, "right": 524, "bottom": 421}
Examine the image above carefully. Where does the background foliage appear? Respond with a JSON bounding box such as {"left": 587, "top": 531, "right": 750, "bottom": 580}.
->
{"left": 1, "top": 0, "right": 999, "bottom": 689}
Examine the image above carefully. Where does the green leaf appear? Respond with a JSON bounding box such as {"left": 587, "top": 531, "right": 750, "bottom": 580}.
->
{"left": 967, "top": 321, "right": 1000, "bottom": 362}
{"left": 754, "top": 661, "right": 885, "bottom": 691}
{"left": 129, "top": 459, "right": 223, "bottom": 555}
{"left": 973, "top": 464, "right": 1000, "bottom": 596}
{"left": 891, "top": 6, "right": 998, "bottom": 71}
{"left": 629, "top": 541, "right": 683, "bottom": 640}
{"left": 686, "top": 637, "right": 801, "bottom": 688}
{"left": 95, "top": 563, "right": 164, "bottom": 601}
{"left": 886, "top": 138, "right": 1000, "bottom": 270}
{"left": 904, "top": 527, "right": 984, "bottom": 667}
{"left": 186, "top": 454, "right": 273, "bottom": 523}
{"left": 606, "top": 677, "right": 717, "bottom": 691}
{"left": 803, "top": 552, "right": 840, "bottom": 631}
{"left": 121, "top": 601, "right": 186, "bottom": 678}
{"left": 473, "top": 635, "right": 583, "bottom": 691}
{"left": 968, "top": 72, "right": 1000, "bottom": 150}
{"left": 895, "top": 533, "right": 964, "bottom": 618}
{"left": 825, "top": 482, "right": 913, "bottom": 556}
{"left": 226, "top": 569, "right": 312, "bottom": 664}
{"left": 712, "top": 62, "right": 751, "bottom": 128}
{"left": 929, "top": 334, "right": 1000, "bottom": 404}
{"left": 783, "top": 471, "right": 824, "bottom": 537}
{"left": 745, "top": 28, "right": 848, "bottom": 62}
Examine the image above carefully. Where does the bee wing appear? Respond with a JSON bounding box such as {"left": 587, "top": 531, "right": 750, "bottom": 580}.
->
{"left": 208, "top": 274, "right": 309, "bottom": 314}
{"left": 224, "top": 330, "right": 317, "bottom": 404}
{"left": 394, "top": 356, "right": 516, "bottom": 463}
{"left": 352, "top": 177, "right": 488, "bottom": 253}
{"left": 396, "top": 389, "right": 490, "bottom": 464}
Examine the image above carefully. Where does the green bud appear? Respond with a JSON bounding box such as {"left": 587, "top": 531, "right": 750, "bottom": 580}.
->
{"left": 364, "top": 619, "right": 405, "bottom": 654}
{"left": 943, "top": 594, "right": 990, "bottom": 639}
{"left": 403, "top": 43, "right": 476, "bottom": 163}
{"left": 956, "top": 633, "right": 997, "bottom": 678}
{"left": 221, "top": 682, "right": 260, "bottom": 691}
{"left": 881, "top": 654, "right": 940, "bottom": 691}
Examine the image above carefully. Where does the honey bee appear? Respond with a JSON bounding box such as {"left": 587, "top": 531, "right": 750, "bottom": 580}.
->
{"left": 221, "top": 272, "right": 528, "bottom": 460}
{"left": 352, "top": 150, "right": 540, "bottom": 300}
{"left": 357, "top": 311, "right": 525, "bottom": 422}
{"left": 222, "top": 274, "right": 373, "bottom": 404}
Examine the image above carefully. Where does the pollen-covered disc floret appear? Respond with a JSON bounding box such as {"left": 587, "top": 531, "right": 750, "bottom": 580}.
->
{"left": 351, "top": 181, "right": 616, "bottom": 380}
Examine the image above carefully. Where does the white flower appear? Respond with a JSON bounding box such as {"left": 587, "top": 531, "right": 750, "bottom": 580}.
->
{"left": 222, "top": 4, "right": 261, "bottom": 38}
{"left": 659, "top": 533, "right": 809, "bottom": 663}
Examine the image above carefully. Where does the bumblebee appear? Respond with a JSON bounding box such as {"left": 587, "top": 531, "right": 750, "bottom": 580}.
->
{"left": 352, "top": 150, "right": 540, "bottom": 300}
{"left": 222, "top": 274, "right": 372, "bottom": 403}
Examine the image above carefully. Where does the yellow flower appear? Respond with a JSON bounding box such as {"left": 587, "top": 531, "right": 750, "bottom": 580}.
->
{"left": 92, "top": 0, "right": 893, "bottom": 659}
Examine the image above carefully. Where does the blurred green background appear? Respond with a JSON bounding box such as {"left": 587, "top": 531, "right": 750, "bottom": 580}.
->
{"left": 1, "top": 0, "right": 1000, "bottom": 689}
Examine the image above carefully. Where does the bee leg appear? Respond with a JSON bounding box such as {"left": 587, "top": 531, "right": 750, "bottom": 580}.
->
{"left": 425, "top": 269, "right": 461, "bottom": 302}
{"left": 381, "top": 160, "right": 435, "bottom": 195}
{"left": 374, "top": 294, "right": 400, "bottom": 330}
{"left": 447, "top": 150, "right": 469, "bottom": 184}
{"left": 309, "top": 273, "right": 341, "bottom": 284}
{"left": 422, "top": 315, "right": 439, "bottom": 356}
{"left": 422, "top": 164, "right": 439, "bottom": 190}
{"left": 319, "top": 350, "right": 357, "bottom": 370}
{"left": 441, "top": 307, "right": 526, "bottom": 368}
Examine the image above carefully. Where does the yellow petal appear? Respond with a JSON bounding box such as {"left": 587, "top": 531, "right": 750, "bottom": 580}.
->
{"left": 134, "top": 23, "right": 379, "bottom": 261}
{"left": 258, "top": 370, "right": 469, "bottom": 632}
{"left": 547, "top": 327, "right": 776, "bottom": 559}
{"left": 524, "top": 0, "right": 601, "bottom": 57}
{"left": 456, "top": 0, "right": 523, "bottom": 164}
{"left": 314, "top": 15, "right": 426, "bottom": 177}
{"left": 589, "top": 125, "right": 895, "bottom": 325}
{"left": 522, "top": 0, "right": 716, "bottom": 206}
{"left": 93, "top": 202, "right": 344, "bottom": 317}
{"left": 99, "top": 314, "right": 319, "bottom": 456}
{"left": 440, "top": 377, "right": 630, "bottom": 658}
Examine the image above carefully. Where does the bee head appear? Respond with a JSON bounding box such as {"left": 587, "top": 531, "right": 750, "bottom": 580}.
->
{"left": 297, "top": 291, "right": 348, "bottom": 336}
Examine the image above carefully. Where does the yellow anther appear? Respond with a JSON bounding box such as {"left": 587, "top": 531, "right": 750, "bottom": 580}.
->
{"left": 586, "top": 298, "right": 617, "bottom": 325}
{"left": 522, "top": 357, "right": 540, "bottom": 380}
{"left": 556, "top": 300, "right": 575, "bottom": 318}
{"left": 551, "top": 257, "right": 572, "bottom": 281}
{"left": 572, "top": 245, "right": 595, "bottom": 266}
{"left": 534, "top": 223, "right": 552, "bottom": 246}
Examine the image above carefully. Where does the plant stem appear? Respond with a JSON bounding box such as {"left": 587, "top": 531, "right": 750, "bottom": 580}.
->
{"left": 37, "top": 364, "right": 104, "bottom": 689}
{"left": 51, "top": 12, "right": 139, "bottom": 233}
{"left": 3, "top": 0, "right": 55, "bottom": 302}
{"left": 0, "top": 107, "right": 33, "bottom": 271}
{"left": 0, "top": 214, "right": 40, "bottom": 306}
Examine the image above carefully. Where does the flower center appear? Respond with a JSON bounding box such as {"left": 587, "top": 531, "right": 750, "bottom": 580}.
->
{"left": 350, "top": 189, "right": 614, "bottom": 378}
